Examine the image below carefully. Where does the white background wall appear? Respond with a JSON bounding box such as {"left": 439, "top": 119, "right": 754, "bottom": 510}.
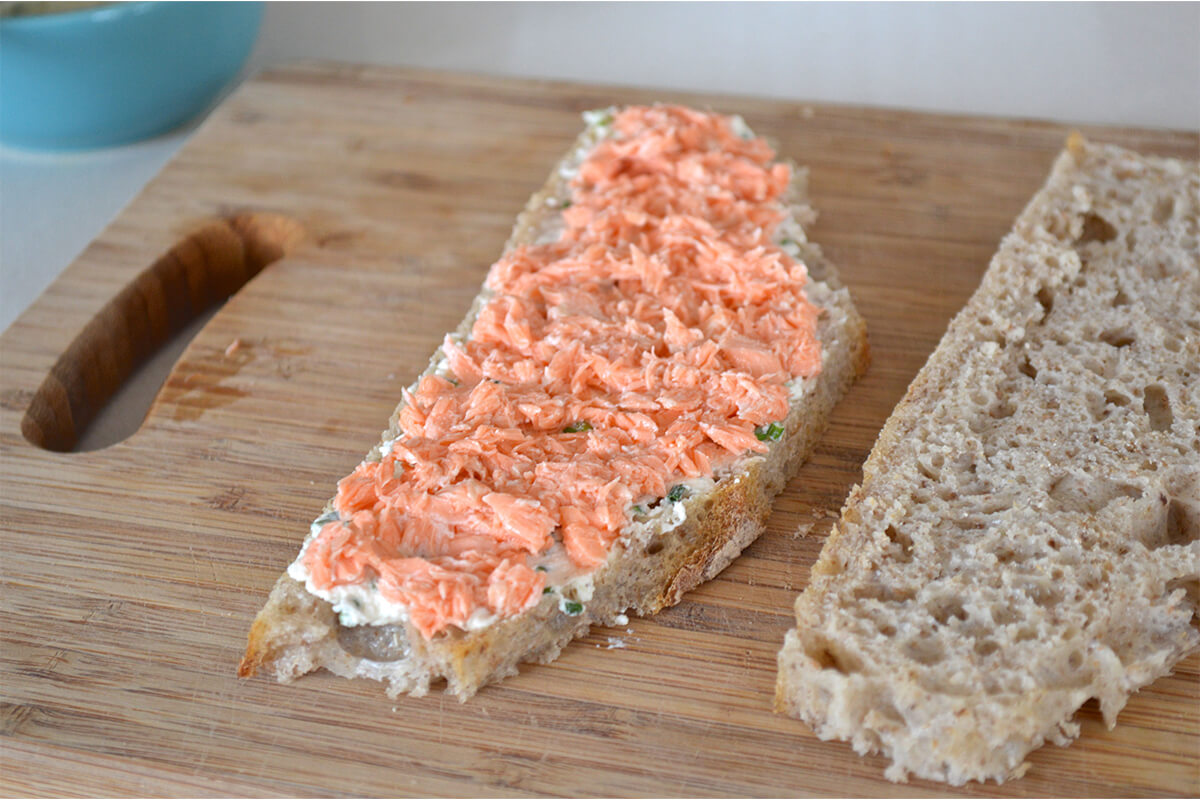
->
{"left": 249, "top": 2, "right": 1200, "bottom": 130}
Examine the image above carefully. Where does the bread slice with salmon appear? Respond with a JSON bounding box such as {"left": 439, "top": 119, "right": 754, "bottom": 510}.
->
{"left": 238, "top": 105, "right": 869, "bottom": 699}
{"left": 776, "top": 135, "right": 1199, "bottom": 784}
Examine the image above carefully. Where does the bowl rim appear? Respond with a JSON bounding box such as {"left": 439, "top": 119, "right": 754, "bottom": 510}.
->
{"left": 0, "top": 1, "right": 162, "bottom": 30}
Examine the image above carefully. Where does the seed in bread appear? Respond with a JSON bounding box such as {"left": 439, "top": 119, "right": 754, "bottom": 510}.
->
{"left": 239, "top": 106, "right": 869, "bottom": 699}
{"left": 775, "top": 134, "right": 1199, "bottom": 785}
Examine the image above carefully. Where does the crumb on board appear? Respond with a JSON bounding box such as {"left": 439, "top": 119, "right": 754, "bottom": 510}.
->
{"left": 224, "top": 338, "right": 243, "bottom": 357}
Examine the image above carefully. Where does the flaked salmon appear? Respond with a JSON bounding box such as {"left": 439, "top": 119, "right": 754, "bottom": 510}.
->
{"left": 298, "top": 105, "right": 824, "bottom": 637}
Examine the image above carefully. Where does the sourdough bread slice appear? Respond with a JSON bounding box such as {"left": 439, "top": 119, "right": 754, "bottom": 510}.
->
{"left": 776, "top": 135, "right": 1199, "bottom": 784}
{"left": 239, "top": 109, "right": 869, "bottom": 700}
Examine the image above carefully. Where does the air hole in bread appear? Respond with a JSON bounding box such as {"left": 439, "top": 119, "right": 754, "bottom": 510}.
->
{"left": 1067, "top": 651, "right": 1083, "bottom": 670}
{"left": 915, "top": 452, "right": 946, "bottom": 481}
{"left": 937, "top": 485, "right": 960, "bottom": 502}
{"left": 916, "top": 460, "right": 940, "bottom": 482}
{"left": 1162, "top": 335, "right": 1183, "bottom": 353}
{"left": 1104, "top": 389, "right": 1131, "bottom": 408}
{"left": 1048, "top": 473, "right": 1142, "bottom": 514}
{"left": 929, "top": 598, "right": 968, "bottom": 626}
{"left": 1152, "top": 195, "right": 1175, "bottom": 223}
{"left": 884, "top": 525, "right": 914, "bottom": 562}
{"left": 903, "top": 636, "right": 943, "bottom": 666}
{"left": 1099, "top": 328, "right": 1135, "bottom": 348}
{"left": 990, "top": 399, "right": 1016, "bottom": 420}
{"left": 992, "top": 605, "right": 1020, "bottom": 626}
{"left": 804, "top": 635, "right": 861, "bottom": 674}
{"left": 1125, "top": 231, "right": 1137, "bottom": 252}
{"left": 975, "top": 639, "right": 1000, "bottom": 657}
{"left": 1028, "top": 583, "right": 1061, "bottom": 607}
{"left": 1112, "top": 287, "right": 1130, "bottom": 307}
{"left": 871, "top": 702, "right": 906, "bottom": 728}
{"left": 977, "top": 496, "right": 1011, "bottom": 515}
{"left": 1018, "top": 355, "right": 1039, "bottom": 380}
{"left": 1076, "top": 212, "right": 1118, "bottom": 244}
{"left": 854, "top": 583, "right": 917, "bottom": 603}
{"left": 1081, "top": 355, "right": 1111, "bottom": 379}
{"left": 645, "top": 537, "right": 665, "bottom": 555}
{"left": 1035, "top": 287, "right": 1055, "bottom": 319}
{"left": 1165, "top": 497, "right": 1198, "bottom": 546}
{"left": 1015, "top": 626, "right": 1038, "bottom": 643}
{"left": 1143, "top": 385, "right": 1173, "bottom": 431}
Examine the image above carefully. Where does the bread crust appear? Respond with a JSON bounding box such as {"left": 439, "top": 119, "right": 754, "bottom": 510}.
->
{"left": 776, "top": 137, "right": 1200, "bottom": 784}
{"left": 240, "top": 111, "right": 869, "bottom": 700}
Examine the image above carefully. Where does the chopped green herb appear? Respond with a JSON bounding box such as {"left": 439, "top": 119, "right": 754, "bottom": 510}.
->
{"left": 446, "top": 377, "right": 460, "bottom": 386}
{"left": 780, "top": 237, "right": 796, "bottom": 247}
{"left": 535, "top": 565, "right": 548, "bottom": 573}
{"left": 563, "top": 421, "right": 593, "bottom": 433}
{"left": 561, "top": 199, "right": 572, "bottom": 209}
{"left": 562, "top": 600, "right": 584, "bottom": 616}
{"left": 543, "top": 586, "right": 554, "bottom": 594}
{"left": 755, "top": 422, "right": 785, "bottom": 442}
{"left": 314, "top": 510, "right": 339, "bottom": 526}
{"left": 631, "top": 505, "right": 646, "bottom": 516}
{"left": 667, "top": 485, "right": 687, "bottom": 503}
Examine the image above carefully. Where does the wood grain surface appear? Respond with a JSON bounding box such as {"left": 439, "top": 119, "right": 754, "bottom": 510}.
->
{"left": 1, "top": 63, "right": 1197, "bottom": 797}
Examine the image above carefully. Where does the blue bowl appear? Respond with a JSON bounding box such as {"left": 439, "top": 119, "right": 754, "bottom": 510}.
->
{"left": 0, "top": 1, "right": 263, "bottom": 150}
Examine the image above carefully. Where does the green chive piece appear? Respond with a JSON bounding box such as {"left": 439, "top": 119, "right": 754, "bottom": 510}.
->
{"left": 667, "top": 485, "right": 687, "bottom": 503}
{"left": 543, "top": 586, "right": 554, "bottom": 594}
{"left": 755, "top": 422, "right": 785, "bottom": 442}
{"left": 564, "top": 421, "right": 593, "bottom": 433}
{"left": 561, "top": 199, "right": 572, "bottom": 209}
{"left": 631, "top": 505, "right": 646, "bottom": 516}
{"left": 562, "top": 600, "right": 584, "bottom": 615}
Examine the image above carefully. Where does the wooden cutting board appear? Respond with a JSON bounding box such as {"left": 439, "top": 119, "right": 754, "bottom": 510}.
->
{"left": 1, "top": 63, "right": 1196, "bottom": 797}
